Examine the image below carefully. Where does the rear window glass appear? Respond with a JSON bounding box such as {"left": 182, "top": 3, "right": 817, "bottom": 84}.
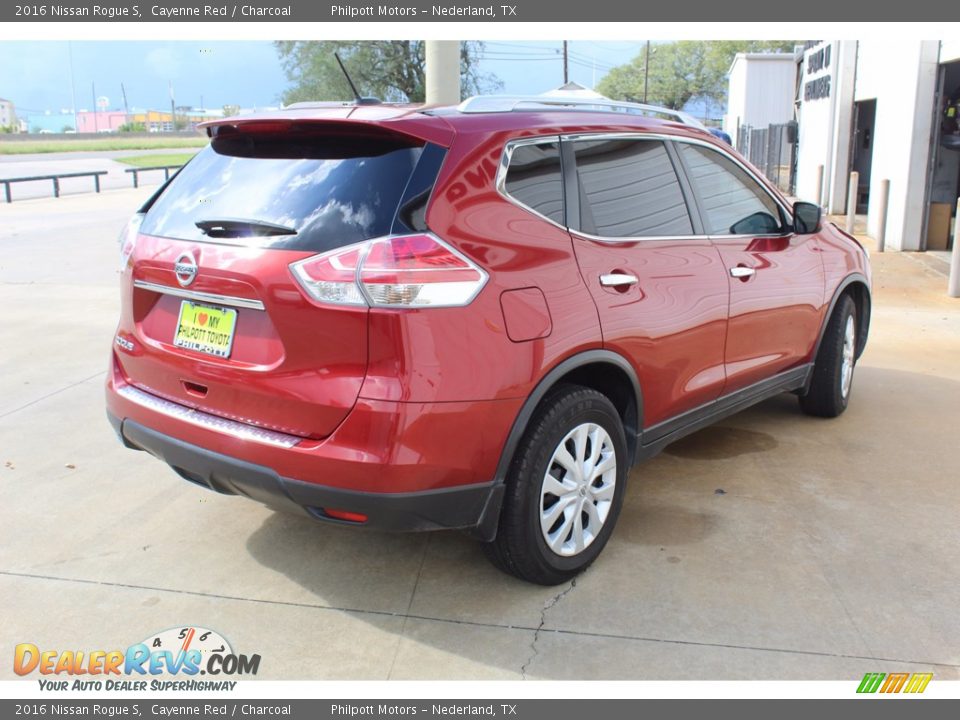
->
{"left": 503, "top": 142, "right": 565, "bottom": 225}
{"left": 140, "top": 129, "right": 426, "bottom": 253}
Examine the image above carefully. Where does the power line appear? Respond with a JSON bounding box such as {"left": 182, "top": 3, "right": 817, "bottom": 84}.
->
{"left": 480, "top": 50, "right": 560, "bottom": 58}
{"left": 485, "top": 41, "right": 561, "bottom": 52}
{"left": 567, "top": 56, "right": 617, "bottom": 72}
{"left": 479, "top": 55, "right": 563, "bottom": 62}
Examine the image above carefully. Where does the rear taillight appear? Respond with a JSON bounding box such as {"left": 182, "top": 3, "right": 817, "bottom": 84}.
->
{"left": 118, "top": 213, "right": 144, "bottom": 270}
{"left": 290, "top": 233, "right": 487, "bottom": 308}
{"left": 289, "top": 245, "right": 366, "bottom": 306}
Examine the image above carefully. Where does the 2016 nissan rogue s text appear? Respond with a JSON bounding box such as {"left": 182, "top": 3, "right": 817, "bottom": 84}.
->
{"left": 106, "top": 96, "right": 871, "bottom": 585}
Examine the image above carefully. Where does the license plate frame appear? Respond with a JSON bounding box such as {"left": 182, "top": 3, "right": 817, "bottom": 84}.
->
{"left": 173, "top": 300, "right": 238, "bottom": 359}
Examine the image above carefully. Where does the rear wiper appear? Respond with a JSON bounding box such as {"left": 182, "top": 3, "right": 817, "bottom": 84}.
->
{"left": 195, "top": 218, "right": 297, "bottom": 238}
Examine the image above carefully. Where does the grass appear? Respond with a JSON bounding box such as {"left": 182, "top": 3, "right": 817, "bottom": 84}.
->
{"left": 114, "top": 153, "right": 197, "bottom": 168}
{"left": 0, "top": 136, "right": 208, "bottom": 155}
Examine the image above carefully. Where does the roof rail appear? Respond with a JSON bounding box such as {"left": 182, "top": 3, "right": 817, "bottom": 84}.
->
{"left": 456, "top": 95, "right": 707, "bottom": 130}
{"left": 283, "top": 101, "right": 369, "bottom": 109}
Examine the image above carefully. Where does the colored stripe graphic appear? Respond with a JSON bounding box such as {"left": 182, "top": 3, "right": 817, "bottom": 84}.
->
{"left": 857, "top": 673, "right": 885, "bottom": 693}
{"left": 904, "top": 673, "right": 933, "bottom": 694}
{"left": 857, "top": 672, "right": 932, "bottom": 694}
{"left": 880, "top": 673, "right": 909, "bottom": 693}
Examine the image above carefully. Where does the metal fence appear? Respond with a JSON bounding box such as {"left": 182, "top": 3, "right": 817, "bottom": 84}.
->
{"left": 736, "top": 121, "right": 798, "bottom": 196}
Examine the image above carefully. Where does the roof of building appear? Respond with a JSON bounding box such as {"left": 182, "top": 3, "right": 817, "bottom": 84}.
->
{"left": 728, "top": 52, "right": 797, "bottom": 74}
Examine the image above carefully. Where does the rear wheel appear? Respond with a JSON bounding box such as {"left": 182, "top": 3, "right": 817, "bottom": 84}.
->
{"left": 800, "top": 294, "right": 858, "bottom": 418}
{"left": 483, "top": 385, "right": 628, "bottom": 585}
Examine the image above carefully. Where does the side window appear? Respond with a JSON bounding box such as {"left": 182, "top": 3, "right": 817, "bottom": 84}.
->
{"left": 572, "top": 138, "right": 693, "bottom": 238}
{"left": 678, "top": 143, "right": 785, "bottom": 236}
{"left": 503, "top": 141, "right": 565, "bottom": 225}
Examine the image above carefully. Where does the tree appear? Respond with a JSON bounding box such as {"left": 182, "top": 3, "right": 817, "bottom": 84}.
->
{"left": 274, "top": 41, "right": 501, "bottom": 104}
{"left": 118, "top": 121, "right": 146, "bottom": 133}
{"left": 598, "top": 41, "right": 796, "bottom": 113}
{"left": 222, "top": 104, "right": 240, "bottom": 117}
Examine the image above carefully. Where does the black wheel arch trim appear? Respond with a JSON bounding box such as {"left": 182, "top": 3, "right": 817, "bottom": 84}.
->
{"left": 474, "top": 349, "right": 643, "bottom": 541}
{"left": 811, "top": 273, "right": 871, "bottom": 369}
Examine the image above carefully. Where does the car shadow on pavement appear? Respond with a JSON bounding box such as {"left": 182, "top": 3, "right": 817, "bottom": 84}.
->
{"left": 239, "top": 366, "right": 960, "bottom": 678}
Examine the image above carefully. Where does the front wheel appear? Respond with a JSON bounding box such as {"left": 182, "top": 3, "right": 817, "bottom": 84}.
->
{"left": 800, "top": 294, "right": 858, "bottom": 418}
{"left": 482, "top": 385, "right": 628, "bottom": 585}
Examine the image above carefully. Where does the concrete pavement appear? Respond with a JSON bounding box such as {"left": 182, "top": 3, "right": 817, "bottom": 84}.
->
{"left": 1, "top": 190, "right": 958, "bottom": 680}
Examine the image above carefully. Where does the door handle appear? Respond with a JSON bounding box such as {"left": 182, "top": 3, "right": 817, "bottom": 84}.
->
{"left": 729, "top": 266, "right": 756, "bottom": 279}
{"left": 599, "top": 273, "right": 639, "bottom": 287}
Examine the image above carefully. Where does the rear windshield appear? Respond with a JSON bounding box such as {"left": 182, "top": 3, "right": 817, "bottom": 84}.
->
{"left": 140, "top": 128, "right": 427, "bottom": 253}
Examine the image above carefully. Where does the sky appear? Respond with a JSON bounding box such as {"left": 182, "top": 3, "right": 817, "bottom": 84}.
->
{"left": 0, "top": 40, "right": 646, "bottom": 117}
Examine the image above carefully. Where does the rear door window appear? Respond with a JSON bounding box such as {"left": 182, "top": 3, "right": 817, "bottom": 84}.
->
{"left": 140, "top": 128, "right": 433, "bottom": 253}
{"left": 571, "top": 138, "right": 693, "bottom": 238}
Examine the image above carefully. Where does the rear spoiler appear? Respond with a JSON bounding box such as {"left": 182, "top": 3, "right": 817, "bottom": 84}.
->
{"left": 199, "top": 108, "right": 454, "bottom": 147}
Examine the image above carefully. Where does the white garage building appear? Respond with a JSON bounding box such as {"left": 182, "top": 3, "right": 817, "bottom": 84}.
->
{"left": 724, "top": 52, "right": 797, "bottom": 140}
{"left": 794, "top": 40, "right": 960, "bottom": 252}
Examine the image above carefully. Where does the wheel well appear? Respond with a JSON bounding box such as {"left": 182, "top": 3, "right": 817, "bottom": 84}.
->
{"left": 841, "top": 281, "right": 871, "bottom": 358}
{"left": 552, "top": 362, "right": 641, "bottom": 463}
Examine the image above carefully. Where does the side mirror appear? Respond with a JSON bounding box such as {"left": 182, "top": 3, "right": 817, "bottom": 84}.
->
{"left": 794, "top": 201, "right": 822, "bottom": 234}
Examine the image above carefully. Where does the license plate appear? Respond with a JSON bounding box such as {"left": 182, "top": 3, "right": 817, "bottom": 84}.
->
{"left": 173, "top": 301, "right": 237, "bottom": 358}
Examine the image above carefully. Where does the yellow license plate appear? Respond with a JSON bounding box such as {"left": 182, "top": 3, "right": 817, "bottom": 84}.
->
{"left": 174, "top": 301, "right": 237, "bottom": 358}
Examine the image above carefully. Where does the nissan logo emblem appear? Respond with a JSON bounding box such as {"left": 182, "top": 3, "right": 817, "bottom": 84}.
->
{"left": 174, "top": 251, "right": 198, "bottom": 287}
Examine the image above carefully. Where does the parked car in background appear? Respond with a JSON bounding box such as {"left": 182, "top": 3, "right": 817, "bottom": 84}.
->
{"left": 106, "top": 95, "right": 871, "bottom": 585}
{"left": 708, "top": 126, "right": 733, "bottom": 144}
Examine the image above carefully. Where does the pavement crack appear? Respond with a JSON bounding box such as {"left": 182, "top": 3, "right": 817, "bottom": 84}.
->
{"left": 0, "top": 370, "right": 105, "bottom": 419}
{"left": 5, "top": 570, "right": 959, "bottom": 672}
{"left": 385, "top": 534, "right": 431, "bottom": 680}
{"left": 521, "top": 577, "right": 577, "bottom": 680}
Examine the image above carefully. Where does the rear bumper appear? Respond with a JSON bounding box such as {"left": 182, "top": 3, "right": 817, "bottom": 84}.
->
{"left": 109, "top": 412, "right": 504, "bottom": 534}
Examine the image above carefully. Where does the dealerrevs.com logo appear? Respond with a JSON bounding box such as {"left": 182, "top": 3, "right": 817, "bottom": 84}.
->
{"left": 14, "top": 626, "right": 261, "bottom": 692}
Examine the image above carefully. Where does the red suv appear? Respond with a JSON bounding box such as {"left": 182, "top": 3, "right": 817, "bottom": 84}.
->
{"left": 106, "top": 96, "right": 871, "bottom": 585}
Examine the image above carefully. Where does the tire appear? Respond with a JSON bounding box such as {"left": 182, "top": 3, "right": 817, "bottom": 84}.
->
{"left": 482, "top": 385, "right": 628, "bottom": 585}
{"left": 800, "top": 294, "right": 858, "bottom": 418}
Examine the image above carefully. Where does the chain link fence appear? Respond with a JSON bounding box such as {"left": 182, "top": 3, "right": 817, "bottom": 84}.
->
{"left": 735, "top": 121, "right": 798, "bottom": 196}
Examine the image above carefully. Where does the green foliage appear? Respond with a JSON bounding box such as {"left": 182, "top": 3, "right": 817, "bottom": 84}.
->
{"left": 598, "top": 41, "right": 796, "bottom": 112}
{"left": 0, "top": 136, "right": 208, "bottom": 155}
{"left": 222, "top": 104, "right": 241, "bottom": 117}
{"left": 274, "top": 41, "right": 501, "bottom": 104}
{"left": 115, "top": 152, "right": 197, "bottom": 167}
{"left": 118, "top": 122, "right": 147, "bottom": 133}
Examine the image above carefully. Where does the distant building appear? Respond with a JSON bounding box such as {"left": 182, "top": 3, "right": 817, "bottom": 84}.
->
{"left": 76, "top": 110, "right": 127, "bottom": 133}
{"left": 0, "top": 98, "right": 16, "bottom": 130}
{"left": 724, "top": 52, "right": 797, "bottom": 138}
{"left": 127, "top": 108, "right": 223, "bottom": 132}
{"left": 21, "top": 109, "right": 76, "bottom": 134}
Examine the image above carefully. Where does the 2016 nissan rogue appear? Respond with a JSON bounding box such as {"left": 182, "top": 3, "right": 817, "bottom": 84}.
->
{"left": 106, "top": 96, "right": 871, "bottom": 585}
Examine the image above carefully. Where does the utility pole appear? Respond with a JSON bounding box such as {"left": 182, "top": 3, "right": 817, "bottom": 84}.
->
{"left": 562, "top": 41, "right": 569, "bottom": 84}
{"left": 67, "top": 41, "right": 78, "bottom": 133}
{"left": 169, "top": 80, "right": 176, "bottom": 132}
{"left": 643, "top": 40, "right": 651, "bottom": 103}
{"left": 424, "top": 41, "right": 461, "bottom": 105}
